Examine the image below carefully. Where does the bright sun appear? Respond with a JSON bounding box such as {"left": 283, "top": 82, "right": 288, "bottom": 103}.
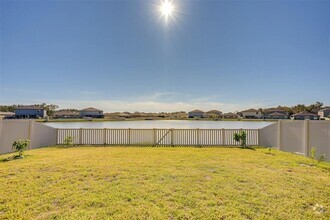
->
{"left": 160, "top": 0, "right": 174, "bottom": 19}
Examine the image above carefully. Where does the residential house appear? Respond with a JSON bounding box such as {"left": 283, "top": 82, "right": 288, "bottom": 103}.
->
{"left": 264, "top": 109, "right": 289, "bottom": 119}
{"left": 241, "top": 108, "right": 262, "bottom": 119}
{"left": 222, "top": 112, "right": 239, "bottom": 119}
{"left": 188, "top": 110, "right": 205, "bottom": 118}
{"left": 205, "top": 110, "right": 223, "bottom": 118}
{"left": 291, "top": 111, "right": 320, "bottom": 120}
{"left": 318, "top": 107, "right": 330, "bottom": 119}
{"left": 79, "top": 107, "right": 104, "bottom": 118}
{"left": 15, "top": 106, "right": 47, "bottom": 119}
{"left": 54, "top": 110, "right": 80, "bottom": 119}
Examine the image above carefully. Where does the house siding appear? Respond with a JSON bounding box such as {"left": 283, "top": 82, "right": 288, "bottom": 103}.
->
{"left": 79, "top": 110, "right": 104, "bottom": 118}
{"left": 15, "top": 109, "right": 47, "bottom": 118}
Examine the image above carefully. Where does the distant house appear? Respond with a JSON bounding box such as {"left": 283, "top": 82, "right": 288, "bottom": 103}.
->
{"left": 223, "top": 112, "right": 239, "bottom": 119}
{"left": 79, "top": 107, "right": 104, "bottom": 118}
{"left": 54, "top": 110, "right": 80, "bottom": 119}
{"left": 205, "top": 110, "right": 223, "bottom": 118}
{"left": 241, "top": 108, "right": 262, "bottom": 119}
{"left": 0, "top": 112, "right": 15, "bottom": 119}
{"left": 291, "top": 112, "right": 320, "bottom": 120}
{"left": 188, "top": 110, "right": 205, "bottom": 118}
{"left": 15, "top": 106, "right": 47, "bottom": 119}
{"left": 318, "top": 107, "right": 330, "bottom": 119}
{"left": 264, "top": 109, "right": 289, "bottom": 119}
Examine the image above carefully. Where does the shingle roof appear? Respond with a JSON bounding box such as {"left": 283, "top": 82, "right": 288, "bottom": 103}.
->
{"left": 241, "top": 108, "right": 259, "bottom": 113}
{"left": 268, "top": 112, "right": 287, "bottom": 116}
{"left": 223, "top": 112, "right": 238, "bottom": 116}
{"left": 80, "top": 107, "right": 102, "bottom": 112}
{"left": 206, "top": 110, "right": 222, "bottom": 114}
{"left": 189, "top": 109, "right": 205, "bottom": 113}
{"left": 292, "top": 111, "right": 318, "bottom": 117}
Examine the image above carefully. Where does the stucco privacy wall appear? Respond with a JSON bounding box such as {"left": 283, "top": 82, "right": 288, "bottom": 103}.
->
{"left": 0, "top": 120, "right": 57, "bottom": 154}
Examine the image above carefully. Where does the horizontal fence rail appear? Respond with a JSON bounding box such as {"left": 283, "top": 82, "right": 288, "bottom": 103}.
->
{"left": 57, "top": 128, "right": 260, "bottom": 146}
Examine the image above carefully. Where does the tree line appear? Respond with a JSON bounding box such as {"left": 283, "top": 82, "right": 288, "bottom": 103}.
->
{"left": 262, "top": 101, "right": 324, "bottom": 115}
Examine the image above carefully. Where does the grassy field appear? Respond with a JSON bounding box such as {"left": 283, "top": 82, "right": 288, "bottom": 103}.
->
{"left": 0, "top": 147, "right": 329, "bottom": 219}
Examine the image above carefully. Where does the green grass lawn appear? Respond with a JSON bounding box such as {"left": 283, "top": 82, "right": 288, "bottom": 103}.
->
{"left": 0, "top": 147, "right": 329, "bottom": 219}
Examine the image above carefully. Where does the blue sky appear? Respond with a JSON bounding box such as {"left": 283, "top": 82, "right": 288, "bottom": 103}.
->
{"left": 0, "top": 0, "right": 329, "bottom": 112}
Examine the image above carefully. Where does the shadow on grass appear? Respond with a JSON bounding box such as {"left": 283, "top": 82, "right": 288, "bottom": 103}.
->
{"left": 240, "top": 146, "right": 256, "bottom": 151}
{"left": 0, "top": 155, "right": 25, "bottom": 163}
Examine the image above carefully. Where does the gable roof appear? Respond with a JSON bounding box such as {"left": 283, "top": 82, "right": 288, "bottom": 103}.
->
{"left": 80, "top": 107, "right": 102, "bottom": 112}
{"left": 292, "top": 111, "right": 318, "bottom": 117}
{"left": 206, "top": 110, "right": 222, "bottom": 114}
{"left": 241, "top": 108, "right": 259, "bottom": 113}
{"left": 268, "top": 112, "right": 287, "bottom": 116}
{"left": 189, "top": 109, "right": 205, "bottom": 113}
{"left": 223, "top": 112, "right": 239, "bottom": 116}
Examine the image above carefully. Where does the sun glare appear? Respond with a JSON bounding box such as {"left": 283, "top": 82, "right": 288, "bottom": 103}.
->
{"left": 160, "top": 0, "right": 174, "bottom": 20}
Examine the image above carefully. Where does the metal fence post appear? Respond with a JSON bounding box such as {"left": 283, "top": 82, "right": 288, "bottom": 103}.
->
{"left": 170, "top": 128, "right": 173, "bottom": 146}
{"left": 104, "top": 128, "right": 107, "bottom": 145}
{"left": 128, "top": 128, "right": 131, "bottom": 145}
{"left": 222, "top": 128, "right": 225, "bottom": 146}
{"left": 153, "top": 128, "right": 157, "bottom": 145}
{"left": 197, "top": 128, "right": 200, "bottom": 146}
{"left": 79, "top": 128, "right": 83, "bottom": 145}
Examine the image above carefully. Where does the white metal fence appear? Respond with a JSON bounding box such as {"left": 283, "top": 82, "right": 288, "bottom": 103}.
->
{"left": 56, "top": 128, "right": 259, "bottom": 146}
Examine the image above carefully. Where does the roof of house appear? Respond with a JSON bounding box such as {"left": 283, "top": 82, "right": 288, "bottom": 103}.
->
{"left": 268, "top": 112, "right": 287, "bottom": 116}
{"left": 189, "top": 109, "right": 205, "bottom": 113}
{"left": 292, "top": 111, "right": 319, "bottom": 117}
{"left": 15, "top": 106, "right": 45, "bottom": 110}
{"left": 241, "top": 108, "right": 259, "bottom": 113}
{"left": 206, "top": 110, "right": 222, "bottom": 114}
{"left": 223, "top": 112, "right": 239, "bottom": 116}
{"left": 80, "top": 107, "right": 102, "bottom": 112}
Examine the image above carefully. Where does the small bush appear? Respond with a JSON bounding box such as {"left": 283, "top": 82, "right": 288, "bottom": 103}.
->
{"left": 63, "top": 136, "right": 74, "bottom": 147}
{"left": 233, "top": 131, "right": 247, "bottom": 148}
{"left": 12, "top": 139, "right": 30, "bottom": 158}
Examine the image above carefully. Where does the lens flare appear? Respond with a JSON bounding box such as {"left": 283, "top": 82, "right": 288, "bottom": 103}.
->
{"left": 160, "top": 0, "right": 174, "bottom": 20}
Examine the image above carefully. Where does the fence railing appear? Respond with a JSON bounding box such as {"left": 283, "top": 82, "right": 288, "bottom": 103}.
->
{"left": 56, "top": 128, "right": 260, "bottom": 146}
